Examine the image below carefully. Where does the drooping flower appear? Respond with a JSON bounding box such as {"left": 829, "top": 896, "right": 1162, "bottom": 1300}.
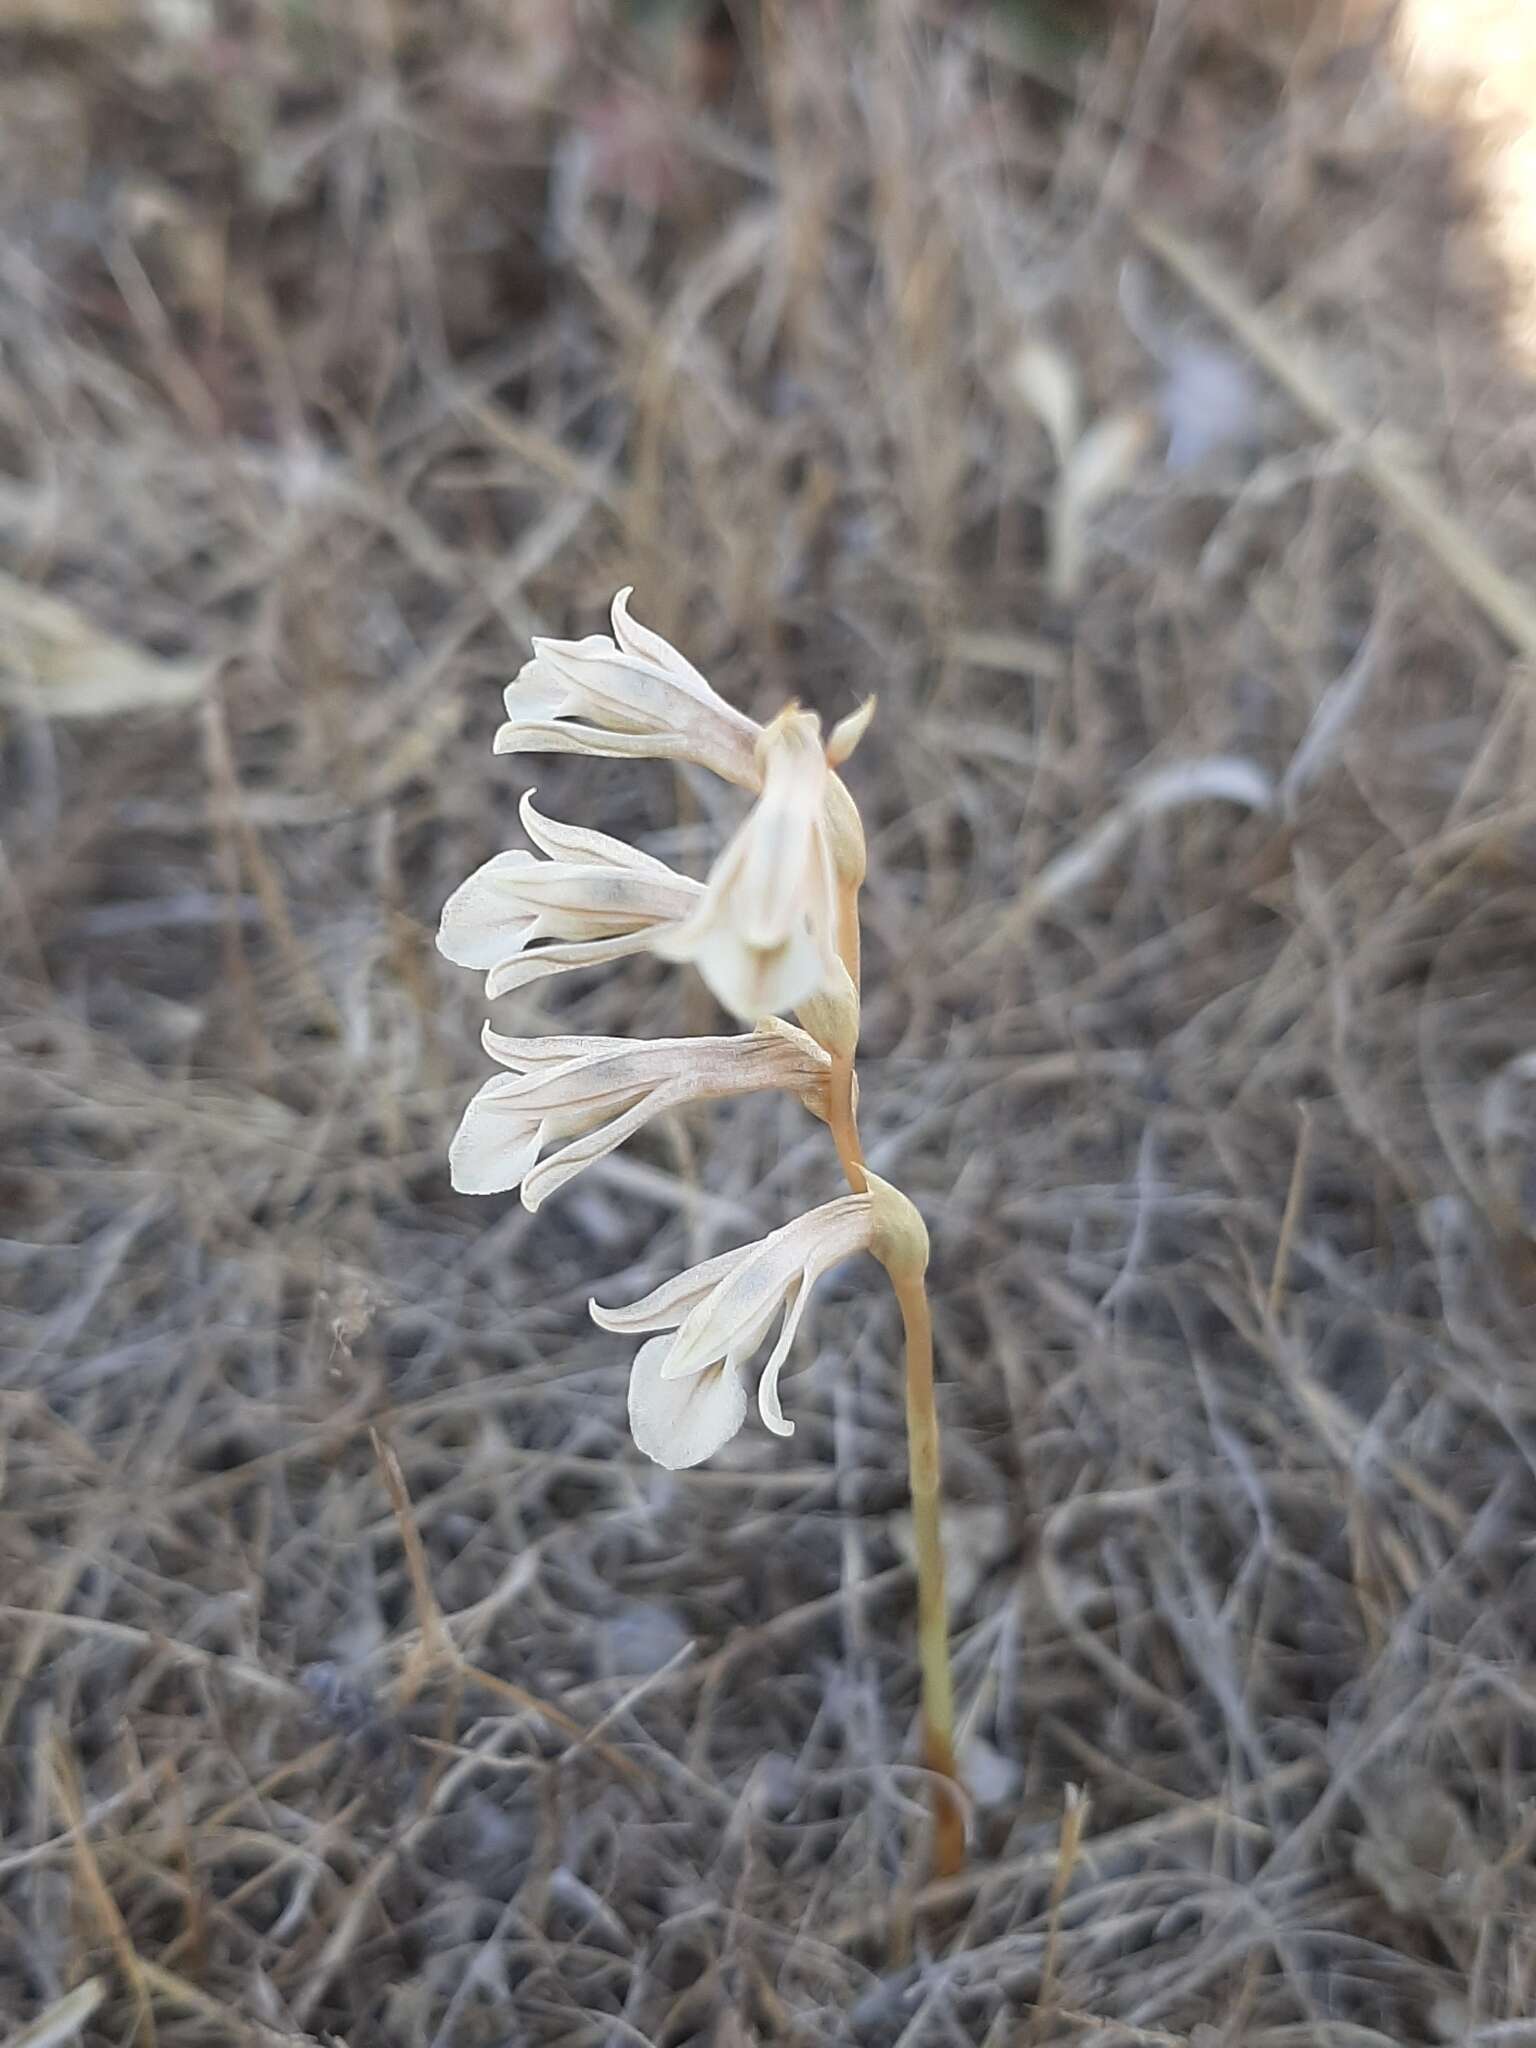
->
{"left": 495, "top": 587, "right": 761, "bottom": 787}
{"left": 437, "top": 790, "right": 703, "bottom": 998}
{"left": 450, "top": 1021, "right": 830, "bottom": 1212}
{"left": 657, "top": 705, "right": 842, "bottom": 1021}
{"left": 591, "top": 1194, "right": 874, "bottom": 1468}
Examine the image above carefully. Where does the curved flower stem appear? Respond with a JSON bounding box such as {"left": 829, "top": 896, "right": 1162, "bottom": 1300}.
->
{"left": 828, "top": 1053, "right": 867, "bottom": 1190}
{"left": 827, "top": 863, "right": 962, "bottom": 1877}
{"left": 828, "top": 871, "right": 869, "bottom": 1191}
{"left": 887, "top": 1263, "right": 965, "bottom": 1877}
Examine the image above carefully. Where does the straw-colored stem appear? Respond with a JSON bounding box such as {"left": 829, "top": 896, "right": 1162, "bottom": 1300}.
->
{"left": 888, "top": 1263, "right": 964, "bottom": 1877}
{"left": 827, "top": 865, "right": 868, "bottom": 1189}
{"left": 836, "top": 874, "right": 862, "bottom": 991}
{"left": 828, "top": 1052, "right": 866, "bottom": 1189}
{"left": 831, "top": 835, "right": 961, "bottom": 1874}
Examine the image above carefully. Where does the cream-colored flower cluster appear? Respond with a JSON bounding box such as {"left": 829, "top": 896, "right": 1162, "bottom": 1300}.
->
{"left": 439, "top": 590, "right": 876, "bottom": 1469}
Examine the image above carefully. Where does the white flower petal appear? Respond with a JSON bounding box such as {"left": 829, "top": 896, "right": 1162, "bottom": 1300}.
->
{"left": 520, "top": 1093, "right": 666, "bottom": 1213}
{"left": 499, "top": 644, "right": 596, "bottom": 722}
{"left": 518, "top": 788, "right": 676, "bottom": 876}
{"left": 591, "top": 1242, "right": 755, "bottom": 1334}
{"left": 627, "top": 1336, "right": 748, "bottom": 1470}
{"left": 660, "top": 1234, "right": 806, "bottom": 1382}
{"left": 826, "top": 696, "right": 876, "bottom": 767}
{"left": 483, "top": 929, "right": 663, "bottom": 998}
{"left": 521, "top": 643, "right": 690, "bottom": 735}
{"left": 756, "top": 1276, "right": 813, "bottom": 1437}
{"left": 597, "top": 1199, "right": 874, "bottom": 1466}
{"left": 657, "top": 707, "right": 843, "bottom": 1021}
{"left": 495, "top": 718, "right": 691, "bottom": 763}
{"left": 679, "top": 1295, "right": 784, "bottom": 1384}
{"left": 459, "top": 1032, "right": 828, "bottom": 1214}
{"left": 508, "top": 868, "right": 698, "bottom": 931}
{"left": 436, "top": 852, "right": 540, "bottom": 971}
{"left": 480, "top": 1025, "right": 636, "bottom": 1072}
{"left": 448, "top": 1079, "right": 543, "bottom": 1195}
{"left": 609, "top": 587, "right": 728, "bottom": 713}
{"left": 672, "top": 909, "right": 828, "bottom": 1022}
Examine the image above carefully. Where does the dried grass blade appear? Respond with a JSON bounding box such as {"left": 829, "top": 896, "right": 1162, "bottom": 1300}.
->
{"left": 0, "top": 572, "right": 208, "bottom": 718}
{"left": 995, "top": 755, "right": 1273, "bottom": 946}
{"left": 48, "top": 1738, "right": 156, "bottom": 2047}
{"left": 1134, "top": 211, "right": 1536, "bottom": 662}
{"left": 1281, "top": 627, "right": 1384, "bottom": 812}
{"left": 1049, "top": 408, "right": 1153, "bottom": 600}
{"left": 1, "top": 1980, "right": 106, "bottom": 2048}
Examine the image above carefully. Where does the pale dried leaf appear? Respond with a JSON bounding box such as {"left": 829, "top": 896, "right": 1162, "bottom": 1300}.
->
{"left": 1010, "top": 339, "right": 1081, "bottom": 465}
{"left": 1280, "top": 628, "right": 1382, "bottom": 812}
{"left": 3, "top": 1979, "right": 106, "bottom": 2048}
{"left": 1015, "top": 755, "right": 1274, "bottom": 930}
{"left": 1049, "top": 408, "right": 1154, "bottom": 600}
{"left": 0, "top": 573, "right": 209, "bottom": 718}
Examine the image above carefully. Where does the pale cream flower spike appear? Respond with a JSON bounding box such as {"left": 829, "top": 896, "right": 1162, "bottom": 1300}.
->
{"left": 441, "top": 593, "right": 882, "bottom": 1471}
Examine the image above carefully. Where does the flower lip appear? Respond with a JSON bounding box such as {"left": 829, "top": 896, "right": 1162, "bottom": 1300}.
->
{"left": 626, "top": 1334, "right": 747, "bottom": 1470}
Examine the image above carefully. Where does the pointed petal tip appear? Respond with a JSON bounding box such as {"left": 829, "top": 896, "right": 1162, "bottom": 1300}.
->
{"left": 827, "top": 695, "right": 877, "bottom": 767}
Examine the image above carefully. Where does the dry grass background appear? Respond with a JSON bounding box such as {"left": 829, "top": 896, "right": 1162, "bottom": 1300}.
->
{"left": 6, "top": 1, "right": 1536, "bottom": 2041}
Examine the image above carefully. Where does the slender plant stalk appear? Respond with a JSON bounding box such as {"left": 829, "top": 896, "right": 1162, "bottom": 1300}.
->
{"left": 828, "top": 1052, "right": 865, "bottom": 1189}
{"left": 890, "top": 1265, "right": 965, "bottom": 1877}
{"left": 829, "top": 862, "right": 963, "bottom": 1876}
{"left": 835, "top": 874, "right": 862, "bottom": 991}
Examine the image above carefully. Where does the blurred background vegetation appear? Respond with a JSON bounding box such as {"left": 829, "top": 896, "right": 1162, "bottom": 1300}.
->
{"left": 6, "top": 3, "right": 1536, "bottom": 2044}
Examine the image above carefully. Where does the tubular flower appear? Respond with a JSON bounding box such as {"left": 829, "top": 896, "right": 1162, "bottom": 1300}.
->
{"left": 592, "top": 1194, "right": 873, "bottom": 1468}
{"left": 437, "top": 790, "right": 703, "bottom": 998}
{"left": 495, "top": 587, "right": 761, "bottom": 787}
{"left": 450, "top": 1021, "right": 831, "bottom": 1213}
{"left": 657, "top": 706, "right": 841, "bottom": 1021}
